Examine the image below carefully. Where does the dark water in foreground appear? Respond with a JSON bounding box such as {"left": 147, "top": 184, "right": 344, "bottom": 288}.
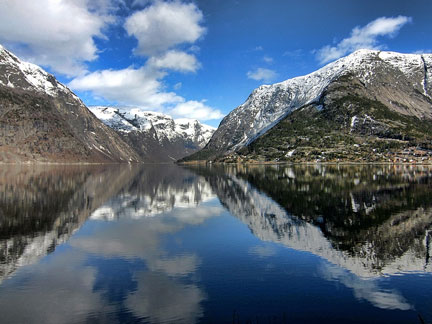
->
{"left": 0, "top": 164, "right": 431, "bottom": 323}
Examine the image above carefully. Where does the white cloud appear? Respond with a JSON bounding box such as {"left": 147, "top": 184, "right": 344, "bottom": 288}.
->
{"left": 170, "top": 100, "right": 224, "bottom": 121}
{"left": 283, "top": 49, "right": 303, "bottom": 58}
{"left": 69, "top": 66, "right": 223, "bottom": 121}
{"left": 148, "top": 50, "right": 200, "bottom": 72}
{"left": 317, "top": 16, "right": 412, "bottom": 64}
{"left": 131, "top": 0, "right": 152, "bottom": 7}
{"left": 0, "top": 0, "right": 114, "bottom": 76}
{"left": 188, "top": 45, "right": 201, "bottom": 53}
{"left": 412, "top": 49, "right": 432, "bottom": 54}
{"left": 247, "top": 68, "right": 277, "bottom": 82}
{"left": 124, "top": 1, "right": 206, "bottom": 56}
{"left": 263, "top": 56, "right": 274, "bottom": 64}
{"left": 173, "top": 82, "right": 182, "bottom": 90}
{"left": 88, "top": 0, "right": 125, "bottom": 13}
{"left": 64, "top": 1, "right": 219, "bottom": 122}
{"left": 69, "top": 65, "right": 182, "bottom": 109}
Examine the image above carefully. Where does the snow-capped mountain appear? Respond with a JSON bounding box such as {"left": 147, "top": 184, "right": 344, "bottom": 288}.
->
{"left": 0, "top": 44, "right": 73, "bottom": 96}
{"left": 0, "top": 44, "right": 214, "bottom": 163}
{"left": 90, "top": 106, "right": 215, "bottom": 162}
{"left": 0, "top": 44, "right": 140, "bottom": 163}
{"left": 185, "top": 49, "right": 432, "bottom": 161}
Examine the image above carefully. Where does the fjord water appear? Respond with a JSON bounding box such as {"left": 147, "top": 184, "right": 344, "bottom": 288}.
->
{"left": 0, "top": 164, "right": 431, "bottom": 323}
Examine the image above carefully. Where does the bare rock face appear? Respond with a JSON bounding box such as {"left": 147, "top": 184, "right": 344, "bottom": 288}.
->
{"left": 0, "top": 45, "right": 140, "bottom": 163}
{"left": 183, "top": 50, "right": 432, "bottom": 162}
{"left": 90, "top": 106, "right": 215, "bottom": 162}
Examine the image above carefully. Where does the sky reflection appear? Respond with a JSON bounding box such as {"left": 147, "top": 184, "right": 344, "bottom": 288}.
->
{"left": 0, "top": 164, "right": 431, "bottom": 323}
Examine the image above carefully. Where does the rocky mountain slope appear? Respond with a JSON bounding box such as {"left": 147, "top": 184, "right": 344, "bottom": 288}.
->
{"left": 0, "top": 44, "right": 140, "bottom": 163}
{"left": 90, "top": 106, "right": 215, "bottom": 162}
{"left": 183, "top": 49, "right": 432, "bottom": 163}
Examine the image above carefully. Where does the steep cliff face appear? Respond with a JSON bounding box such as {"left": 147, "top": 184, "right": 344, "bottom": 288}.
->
{"left": 0, "top": 45, "right": 140, "bottom": 163}
{"left": 183, "top": 50, "right": 432, "bottom": 162}
{"left": 90, "top": 106, "right": 215, "bottom": 162}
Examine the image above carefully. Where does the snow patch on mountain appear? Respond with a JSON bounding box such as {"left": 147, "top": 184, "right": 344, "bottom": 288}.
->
{"left": 0, "top": 44, "right": 71, "bottom": 97}
{"left": 91, "top": 106, "right": 140, "bottom": 133}
{"left": 90, "top": 106, "right": 215, "bottom": 147}
{"left": 218, "top": 49, "right": 432, "bottom": 151}
{"left": 378, "top": 51, "right": 423, "bottom": 76}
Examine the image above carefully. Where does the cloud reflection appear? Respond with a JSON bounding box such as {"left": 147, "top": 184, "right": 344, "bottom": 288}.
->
{"left": 69, "top": 203, "right": 223, "bottom": 322}
{"left": 320, "top": 263, "right": 412, "bottom": 311}
{"left": 0, "top": 251, "right": 111, "bottom": 324}
{"left": 126, "top": 272, "right": 206, "bottom": 324}
{"left": 72, "top": 205, "right": 223, "bottom": 264}
{"left": 249, "top": 244, "right": 278, "bottom": 258}
{"left": 0, "top": 165, "right": 221, "bottom": 324}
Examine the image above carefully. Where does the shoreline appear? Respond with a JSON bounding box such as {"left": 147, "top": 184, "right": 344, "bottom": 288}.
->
{"left": 178, "top": 160, "right": 432, "bottom": 166}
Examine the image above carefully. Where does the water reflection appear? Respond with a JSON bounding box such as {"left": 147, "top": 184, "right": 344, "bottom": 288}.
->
{"left": 0, "top": 164, "right": 140, "bottom": 284}
{"left": 320, "top": 263, "right": 412, "bottom": 311}
{"left": 189, "top": 164, "right": 432, "bottom": 312}
{"left": 0, "top": 164, "right": 220, "bottom": 323}
{"left": 90, "top": 165, "right": 215, "bottom": 220}
{"left": 0, "top": 164, "right": 431, "bottom": 323}
{"left": 191, "top": 164, "right": 432, "bottom": 277}
{"left": 0, "top": 250, "right": 110, "bottom": 324}
{"left": 126, "top": 271, "right": 205, "bottom": 324}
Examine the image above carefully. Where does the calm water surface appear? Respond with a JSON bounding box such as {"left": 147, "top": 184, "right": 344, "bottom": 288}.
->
{"left": 0, "top": 164, "right": 431, "bottom": 323}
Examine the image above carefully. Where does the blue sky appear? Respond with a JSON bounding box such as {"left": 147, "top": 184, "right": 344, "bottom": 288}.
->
{"left": 0, "top": 0, "right": 431, "bottom": 127}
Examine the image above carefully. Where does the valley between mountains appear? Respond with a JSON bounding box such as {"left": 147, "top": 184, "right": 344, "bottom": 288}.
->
{"left": 1, "top": 44, "right": 432, "bottom": 164}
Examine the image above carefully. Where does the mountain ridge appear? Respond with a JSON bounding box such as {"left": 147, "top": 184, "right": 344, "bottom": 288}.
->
{"left": 90, "top": 106, "right": 215, "bottom": 162}
{"left": 0, "top": 44, "right": 215, "bottom": 163}
{"left": 0, "top": 44, "right": 141, "bottom": 163}
{"left": 182, "top": 49, "right": 432, "bottom": 163}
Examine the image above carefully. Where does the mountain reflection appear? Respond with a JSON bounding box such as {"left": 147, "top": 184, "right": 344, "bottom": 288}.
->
{"left": 0, "top": 164, "right": 140, "bottom": 284}
{"left": 0, "top": 165, "right": 220, "bottom": 324}
{"left": 190, "top": 164, "right": 432, "bottom": 277}
{"left": 90, "top": 165, "right": 215, "bottom": 220}
{"left": 0, "top": 165, "right": 216, "bottom": 284}
{"left": 1, "top": 164, "right": 432, "bottom": 322}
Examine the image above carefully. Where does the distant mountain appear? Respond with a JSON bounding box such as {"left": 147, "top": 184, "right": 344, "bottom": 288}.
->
{"left": 183, "top": 49, "right": 432, "bottom": 163}
{"left": 90, "top": 106, "right": 215, "bottom": 162}
{"left": 0, "top": 44, "right": 140, "bottom": 163}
